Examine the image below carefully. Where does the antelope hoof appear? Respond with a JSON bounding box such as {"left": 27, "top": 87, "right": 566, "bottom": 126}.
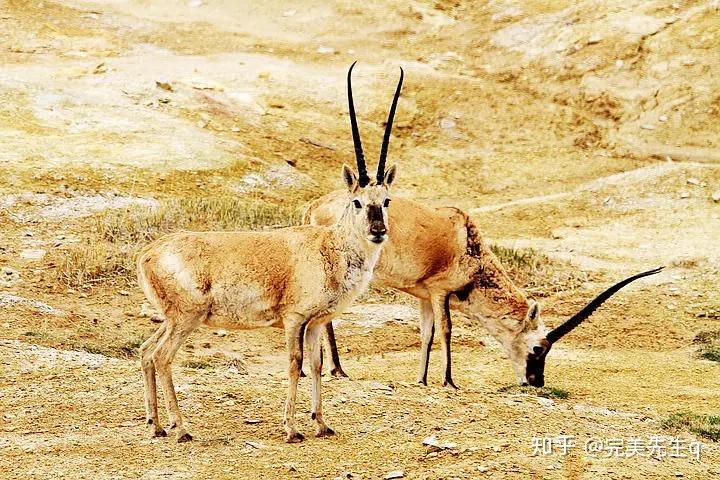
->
{"left": 176, "top": 431, "right": 193, "bottom": 443}
{"left": 443, "top": 378, "right": 459, "bottom": 390}
{"left": 285, "top": 431, "right": 305, "bottom": 443}
{"left": 417, "top": 379, "right": 428, "bottom": 386}
{"left": 300, "top": 370, "right": 307, "bottom": 378}
{"left": 330, "top": 367, "right": 349, "bottom": 378}
{"left": 146, "top": 419, "right": 167, "bottom": 438}
{"left": 316, "top": 426, "right": 336, "bottom": 438}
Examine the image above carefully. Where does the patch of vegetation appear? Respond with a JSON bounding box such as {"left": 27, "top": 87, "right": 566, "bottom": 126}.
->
{"left": 182, "top": 358, "right": 216, "bottom": 369}
{"left": 662, "top": 412, "right": 720, "bottom": 442}
{"left": 74, "top": 336, "right": 146, "bottom": 359}
{"left": 56, "top": 197, "right": 303, "bottom": 287}
{"left": 693, "top": 329, "right": 720, "bottom": 363}
{"left": 498, "top": 384, "right": 570, "bottom": 399}
{"left": 694, "top": 329, "right": 720, "bottom": 345}
{"left": 489, "top": 244, "right": 589, "bottom": 296}
{"left": 22, "top": 330, "right": 49, "bottom": 339}
{"left": 699, "top": 347, "right": 720, "bottom": 363}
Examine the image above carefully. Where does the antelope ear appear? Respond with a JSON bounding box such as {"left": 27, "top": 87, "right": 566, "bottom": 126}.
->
{"left": 342, "top": 164, "right": 359, "bottom": 192}
{"left": 526, "top": 301, "right": 540, "bottom": 328}
{"left": 383, "top": 164, "right": 397, "bottom": 186}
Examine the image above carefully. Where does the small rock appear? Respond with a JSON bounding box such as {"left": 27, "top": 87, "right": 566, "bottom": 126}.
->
{"left": 188, "top": 0, "right": 203, "bottom": 7}
{"left": 687, "top": 178, "right": 702, "bottom": 186}
{"left": 245, "top": 441, "right": 264, "bottom": 449}
{"left": 150, "top": 314, "right": 164, "bottom": 324}
{"left": 216, "top": 329, "right": 228, "bottom": 337}
{"left": 19, "top": 249, "right": 46, "bottom": 261}
{"left": 119, "top": 290, "right": 130, "bottom": 296}
{"left": 426, "top": 444, "right": 441, "bottom": 453}
{"left": 640, "top": 124, "right": 655, "bottom": 130}
{"left": 426, "top": 452, "right": 438, "bottom": 458}
{"left": 712, "top": 191, "right": 720, "bottom": 202}
{"left": 139, "top": 303, "right": 155, "bottom": 317}
{"left": 587, "top": 34, "right": 602, "bottom": 44}
{"left": 1, "top": 267, "right": 21, "bottom": 287}
{"left": 155, "top": 81, "right": 173, "bottom": 92}
{"left": 282, "top": 9, "right": 297, "bottom": 17}
{"left": 317, "top": 46, "right": 335, "bottom": 54}
{"left": 679, "top": 192, "right": 690, "bottom": 199}
{"left": 384, "top": 471, "right": 404, "bottom": 480}
{"left": 537, "top": 397, "right": 555, "bottom": 407}
{"left": 244, "top": 419, "right": 262, "bottom": 424}
{"left": 477, "top": 466, "right": 490, "bottom": 473}
{"left": 439, "top": 118, "right": 456, "bottom": 129}
{"left": 659, "top": 114, "right": 668, "bottom": 122}
{"left": 368, "top": 382, "right": 393, "bottom": 392}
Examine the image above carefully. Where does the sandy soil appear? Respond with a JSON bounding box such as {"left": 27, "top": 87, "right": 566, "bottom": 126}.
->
{"left": 1, "top": 0, "right": 719, "bottom": 478}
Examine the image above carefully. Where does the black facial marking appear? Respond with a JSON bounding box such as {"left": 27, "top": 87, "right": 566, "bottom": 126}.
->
{"left": 383, "top": 198, "right": 391, "bottom": 208}
{"left": 311, "top": 413, "right": 316, "bottom": 420}
{"left": 367, "top": 204, "right": 384, "bottom": 223}
{"left": 147, "top": 418, "right": 153, "bottom": 425}
{"left": 353, "top": 199, "right": 361, "bottom": 209}
{"left": 526, "top": 339, "right": 552, "bottom": 388}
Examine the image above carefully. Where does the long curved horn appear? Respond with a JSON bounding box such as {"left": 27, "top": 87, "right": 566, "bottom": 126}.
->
{"left": 377, "top": 66, "right": 404, "bottom": 184}
{"left": 546, "top": 266, "right": 664, "bottom": 344}
{"left": 347, "top": 62, "right": 370, "bottom": 187}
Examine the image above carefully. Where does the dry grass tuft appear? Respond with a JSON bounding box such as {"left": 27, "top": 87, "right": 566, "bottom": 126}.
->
{"left": 489, "top": 244, "right": 589, "bottom": 297}
{"left": 56, "top": 197, "right": 303, "bottom": 287}
{"left": 662, "top": 412, "right": 720, "bottom": 442}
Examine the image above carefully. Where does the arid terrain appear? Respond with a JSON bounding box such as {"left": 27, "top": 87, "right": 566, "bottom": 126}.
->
{"left": 1, "top": 0, "right": 720, "bottom": 478}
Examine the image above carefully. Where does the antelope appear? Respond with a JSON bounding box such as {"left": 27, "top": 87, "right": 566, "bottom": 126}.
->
{"left": 136, "top": 62, "right": 403, "bottom": 443}
{"left": 306, "top": 195, "right": 663, "bottom": 388}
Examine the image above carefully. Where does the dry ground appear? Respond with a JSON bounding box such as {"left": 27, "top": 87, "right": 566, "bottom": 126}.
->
{"left": 1, "top": 0, "right": 720, "bottom": 478}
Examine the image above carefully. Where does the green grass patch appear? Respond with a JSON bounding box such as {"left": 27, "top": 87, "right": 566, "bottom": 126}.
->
{"left": 699, "top": 347, "right": 720, "bottom": 363}
{"left": 498, "top": 384, "right": 570, "bottom": 399}
{"left": 693, "top": 330, "right": 720, "bottom": 363}
{"left": 22, "top": 331, "right": 49, "bottom": 339}
{"left": 662, "top": 412, "right": 720, "bottom": 442}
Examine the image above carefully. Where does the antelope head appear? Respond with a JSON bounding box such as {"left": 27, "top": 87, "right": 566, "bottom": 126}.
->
{"left": 509, "top": 267, "right": 664, "bottom": 387}
{"left": 341, "top": 62, "right": 403, "bottom": 245}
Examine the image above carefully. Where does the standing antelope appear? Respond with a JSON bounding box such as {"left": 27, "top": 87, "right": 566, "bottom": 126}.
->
{"left": 136, "top": 62, "right": 403, "bottom": 443}
{"left": 306, "top": 195, "right": 663, "bottom": 388}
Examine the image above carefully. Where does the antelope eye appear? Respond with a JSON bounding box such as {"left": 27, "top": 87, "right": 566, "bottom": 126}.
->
{"left": 383, "top": 198, "right": 391, "bottom": 208}
{"left": 353, "top": 199, "right": 362, "bottom": 209}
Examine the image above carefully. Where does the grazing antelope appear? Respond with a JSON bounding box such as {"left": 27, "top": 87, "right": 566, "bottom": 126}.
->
{"left": 136, "top": 62, "right": 403, "bottom": 443}
{"left": 306, "top": 195, "right": 663, "bottom": 388}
